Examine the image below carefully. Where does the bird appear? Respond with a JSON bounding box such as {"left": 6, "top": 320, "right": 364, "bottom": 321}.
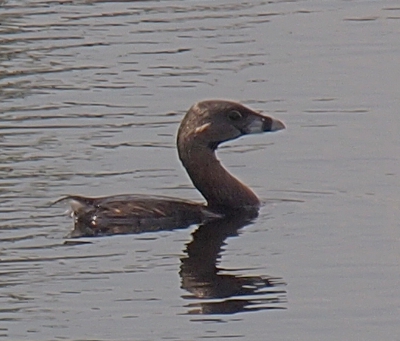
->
{"left": 58, "top": 100, "right": 285, "bottom": 237}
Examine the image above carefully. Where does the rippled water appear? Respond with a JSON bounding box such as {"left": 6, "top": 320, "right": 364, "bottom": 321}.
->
{"left": 1, "top": 0, "right": 399, "bottom": 340}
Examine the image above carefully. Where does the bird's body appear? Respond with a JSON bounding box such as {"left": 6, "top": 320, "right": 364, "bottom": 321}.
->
{"left": 61, "top": 100, "right": 285, "bottom": 237}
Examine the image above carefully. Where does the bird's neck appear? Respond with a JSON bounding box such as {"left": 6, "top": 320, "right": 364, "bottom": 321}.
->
{"left": 179, "top": 143, "right": 260, "bottom": 212}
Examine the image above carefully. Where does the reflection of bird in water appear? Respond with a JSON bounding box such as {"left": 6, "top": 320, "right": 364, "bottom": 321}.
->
{"left": 180, "top": 211, "right": 287, "bottom": 315}
{"left": 57, "top": 100, "right": 285, "bottom": 237}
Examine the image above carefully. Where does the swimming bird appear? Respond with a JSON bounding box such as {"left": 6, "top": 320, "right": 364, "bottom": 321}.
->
{"left": 60, "top": 100, "right": 285, "bottom": 237}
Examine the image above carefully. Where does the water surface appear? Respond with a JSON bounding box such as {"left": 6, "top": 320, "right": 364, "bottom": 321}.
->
{"left": 0, "top": 0, "right": 399, "bottom": 340}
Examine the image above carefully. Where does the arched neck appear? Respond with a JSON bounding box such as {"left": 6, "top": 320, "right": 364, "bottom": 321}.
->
{"left": 178, "top": 143, "right": 260, "bottom": 212}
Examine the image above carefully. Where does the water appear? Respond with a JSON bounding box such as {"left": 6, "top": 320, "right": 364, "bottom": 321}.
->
{"left": 0, "top": 0, "right": 399, "bottom": 340}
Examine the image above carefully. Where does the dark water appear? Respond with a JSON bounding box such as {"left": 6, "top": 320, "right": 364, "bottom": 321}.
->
{"left": 1, "top": 0, "right": 399, "bottom": 340}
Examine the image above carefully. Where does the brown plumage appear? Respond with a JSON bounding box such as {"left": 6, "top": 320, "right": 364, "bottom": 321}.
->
{"left": 59, "top": 100, "right": 285, "bottom": 237}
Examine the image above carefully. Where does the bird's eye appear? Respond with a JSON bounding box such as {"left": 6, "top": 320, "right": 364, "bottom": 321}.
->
{"left": 228, "top": 110, "right": 243, "bottom": 121}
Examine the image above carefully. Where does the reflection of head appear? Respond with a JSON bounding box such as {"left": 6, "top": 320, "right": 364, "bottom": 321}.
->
{"left": 180, "top": 211, "right": 286, "bottom": 315}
